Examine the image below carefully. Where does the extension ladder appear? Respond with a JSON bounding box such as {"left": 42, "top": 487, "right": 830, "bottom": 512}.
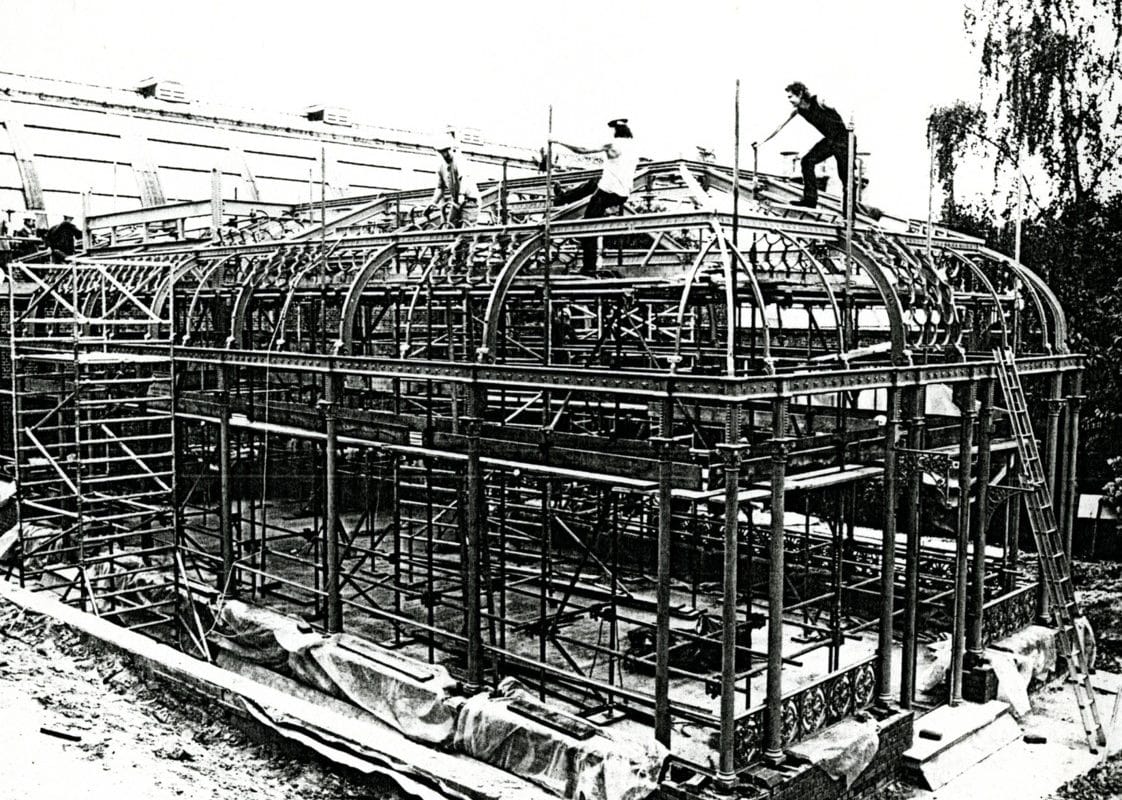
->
{"left": 993, "top": 348, "right": 1107, "bottom": 750}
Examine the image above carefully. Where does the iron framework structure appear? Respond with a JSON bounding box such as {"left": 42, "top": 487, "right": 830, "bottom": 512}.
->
{"left": 1, "top": 159, "right": 1084, "bottom": 784}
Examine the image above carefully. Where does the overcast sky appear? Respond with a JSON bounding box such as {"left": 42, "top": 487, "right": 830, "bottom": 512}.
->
{"left": 0, "top": 0, "right": 981, "bottom": 217}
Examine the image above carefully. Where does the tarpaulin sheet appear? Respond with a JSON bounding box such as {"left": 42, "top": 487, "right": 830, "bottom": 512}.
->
{"left": 454, "top": 678, "right": 666, "bottom": 800}
{"left": 224, "top": 655, "right": 553, "bottom": 800}
{"left": 989, "top": 623, "right": 1064, "bottom": 718}
{"left": 213, "top": 600, "right": 459, "bottom": 745}
{"left": 787, "top": 716, "right": 880, "bottom": 788}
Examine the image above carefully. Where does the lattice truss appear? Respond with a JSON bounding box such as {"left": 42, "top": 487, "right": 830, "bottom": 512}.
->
{"left": 3, "top": 159, "right": 1079, "bottom": 773}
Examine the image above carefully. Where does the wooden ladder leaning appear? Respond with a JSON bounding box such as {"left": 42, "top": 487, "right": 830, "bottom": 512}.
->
{"left": 993, "top": 348, "right": 1107, "bottom": 751}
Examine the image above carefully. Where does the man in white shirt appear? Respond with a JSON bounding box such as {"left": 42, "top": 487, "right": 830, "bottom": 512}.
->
{"left": 551, "top": 118, "right": 638, "bottom": 275}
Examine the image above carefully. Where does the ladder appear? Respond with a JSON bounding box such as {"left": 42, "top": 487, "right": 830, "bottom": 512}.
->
{"left": 993, "top": 348, "right": 1107, "bottom": 750}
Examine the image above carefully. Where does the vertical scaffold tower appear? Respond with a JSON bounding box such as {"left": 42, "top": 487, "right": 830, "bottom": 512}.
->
{"left": 7, "top": 255, "right": 207, "bottom": 653}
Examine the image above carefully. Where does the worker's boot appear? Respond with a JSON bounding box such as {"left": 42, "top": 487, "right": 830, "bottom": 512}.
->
{"left": 790, "top": 198, "right": 817, "bottom": 209}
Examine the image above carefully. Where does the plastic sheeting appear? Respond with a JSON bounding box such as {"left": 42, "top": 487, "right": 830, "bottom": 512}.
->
{"left": 213, "top": 600, "right": 459, "bottom": 745}
{"left": 454, "top": 678, "right": 666, "bottom": 800}
{"left": 787, "top": 716, "right": 880, "bottom": 789}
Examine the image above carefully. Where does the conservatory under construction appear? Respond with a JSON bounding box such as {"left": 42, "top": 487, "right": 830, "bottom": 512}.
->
{"left": 0, "top": 151, "right": 1095, "bottom": 799}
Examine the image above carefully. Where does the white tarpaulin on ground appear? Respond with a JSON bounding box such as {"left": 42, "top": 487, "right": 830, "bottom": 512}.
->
{"left": 213, "top": 599, "right": 459, "bottom": 745}
{"left": 787, "top": 716, "right": 880, "bottom": 788}
{"left": 454, "top": 678, "right": 666, "bottom": 800}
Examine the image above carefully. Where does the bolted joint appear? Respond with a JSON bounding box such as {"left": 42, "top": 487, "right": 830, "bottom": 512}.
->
{"left": 769, "top": 436, "right": 796, "bottom": 461}
{"left": 315, "top": 398, "right": 337, "bottom": 419}
{"left": 716, "top": 441, "right": 750, "bottom": 467}
{"left": 461, "top": 414, "right": 483, "bottom": 437}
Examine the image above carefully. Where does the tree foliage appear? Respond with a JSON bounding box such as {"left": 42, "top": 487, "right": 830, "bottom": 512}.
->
{"left": 927, "top": 102, "right": 987, "bottom": 217}
{"left": 928, "top": 2, "right": 1122, "bottom": 487}
{"left": 967, "top": 0, "right": 1122, "bottom": 207}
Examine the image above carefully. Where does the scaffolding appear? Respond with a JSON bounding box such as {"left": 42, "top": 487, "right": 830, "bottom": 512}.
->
{"left": 7, "top": 255, "right": 208, "bottom": 654}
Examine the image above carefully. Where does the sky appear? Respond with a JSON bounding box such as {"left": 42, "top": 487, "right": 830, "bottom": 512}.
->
{"left": 0, "top": 0, "right": 982, "bottom": 217}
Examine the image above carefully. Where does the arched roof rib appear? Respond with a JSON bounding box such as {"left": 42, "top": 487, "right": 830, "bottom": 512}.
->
{"left": 68, "top": 158, "right": 1068, "bottom": 371}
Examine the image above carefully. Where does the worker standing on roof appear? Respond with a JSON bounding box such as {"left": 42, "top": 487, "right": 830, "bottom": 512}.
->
{"left": 46, "top": 214, "right": 82, "bottom": 263}
{"left": 779, "top": 81, "right": 851, "bottom": 211}
{"left": 430, "top": 134, "right": 480, "bottom": 229}
{"left": 551, "top": 118, "right": 638, "bottom": 276}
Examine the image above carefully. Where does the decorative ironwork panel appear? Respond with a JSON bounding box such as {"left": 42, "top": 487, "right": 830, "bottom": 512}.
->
{"left": 982, "top": 583, "right": 1039, "bottom": 646}
{"left": 735, "top": 656, "right": 879, "bottom": 769}
{"left": 733, "top": 710, "right": 763, "bottom": 770}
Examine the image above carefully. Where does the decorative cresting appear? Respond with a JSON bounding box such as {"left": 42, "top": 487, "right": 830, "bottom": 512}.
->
{"left": 733, "top": 656, "right": 878, "bottom": 769}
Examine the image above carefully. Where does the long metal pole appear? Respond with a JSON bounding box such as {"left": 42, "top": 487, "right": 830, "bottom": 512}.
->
{"left": 969, "top": 379, "right": 994, "bottom": 656}
{"left": 878, "top": 385, "right": 902, "bottom": 704}
{"left": 843, "top": 120, "right": 857, "bottom": 351}
{"left": 764, "top": 396, "right": 789, "bottom": 763}
{"left": 1013, "top": 147, "right": 1024, "bottom": 263}
{"left": 732, "top": 79, "right": 740, "bottom": 248}
{"left": 950, "top": 382, "right": 977, "bottom": 705}
{"left": 543, "top": 107, "right": 553, "bottom": 366}
{"left": 926, "top": 128, "right": 935, "bottom": 261}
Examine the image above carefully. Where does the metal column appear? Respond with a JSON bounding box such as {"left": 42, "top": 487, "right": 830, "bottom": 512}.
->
{"left": 1061, "top": 370, "right": 1083, "bottom": 559}
{"left": 968, "top": 379, "right": 994, "bottom": 655}
{"left": 901, "top": 386, "right": 926, "bottom": 708}
{"left": 322, "top": 373, "right": 342, "bottom": 633}
{"left": 878, "top": 385, "right": 902, "bottom": 705}
{"left": 653, "top": 392, "right": 675, "bottom": 748}
{"left": 463, "top": 383, "right": 485, "bottom": 692}
{"left": 717, "top": 405, "right": 745, "bottom": 790}
{"left": 218, "top": 366, "right": 235, "bottom": 595}
{"left": 764, "top": 395, "right": 790, "bottom": 762}
{"left": 950, "top": 382, "right": 977, "bottom": 705}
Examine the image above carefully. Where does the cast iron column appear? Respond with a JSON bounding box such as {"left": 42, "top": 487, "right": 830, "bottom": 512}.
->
{"left": 716, "top": 405, "right": 746, "bottom": 791}
{"left": 462, "top": 382, "right": 485, "bottom": 692}
{"left": 968, "top": 379, "right": 994, "bottom": 656}
{"left": 950, "top": 382, "right": 977, "bottom": 705}
{"left": 900, "top": 386, "right": 925, "bottom": 708}
{"left": 878, "top": 385, "right": 902, "bottom": 705}
{"left": 1061, "top": 370, "right": 1084, "bottom": 559}
{"left": 218, "top": 365, "right": 235, "bottom": 595}
{"left": 764, "top": 395, "right": 791, "bottom": 763}
{"left": 653, "top": 392, "right": 675, "bottom": 747}
{"left": 322, "top": 372, "right": 342, "bottom": 633}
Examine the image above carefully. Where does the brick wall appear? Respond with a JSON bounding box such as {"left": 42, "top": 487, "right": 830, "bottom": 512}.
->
{"left": 743, "top": 709, "right": 914, "bottom": 800}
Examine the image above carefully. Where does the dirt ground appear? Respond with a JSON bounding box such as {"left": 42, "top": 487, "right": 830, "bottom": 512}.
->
{"left": 1, "top": 557, "right": 1118, "bottom": 800}
{"left": 0, "top": 598, "right": 403, "bottom": 800}
{"left": 1048, "top": 559, "right": 1122, "bottom": 799}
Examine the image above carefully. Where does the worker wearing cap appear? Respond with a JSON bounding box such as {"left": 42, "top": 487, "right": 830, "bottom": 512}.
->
{"left": 430, "top": 135, "right": 480, "bottom": 229}
{"left": 551, "top": 118, "right": 638, "bottom": 275}
{"left": 46, "top": 214, "right": 82, "bottom": 263}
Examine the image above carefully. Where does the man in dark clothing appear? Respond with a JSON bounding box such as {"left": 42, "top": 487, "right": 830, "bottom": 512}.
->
{"left": 46, "top": 214, "right": 82, "bottom": 263}
{"left": 783, "top": 81, "right": 852, "bottom": 209}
